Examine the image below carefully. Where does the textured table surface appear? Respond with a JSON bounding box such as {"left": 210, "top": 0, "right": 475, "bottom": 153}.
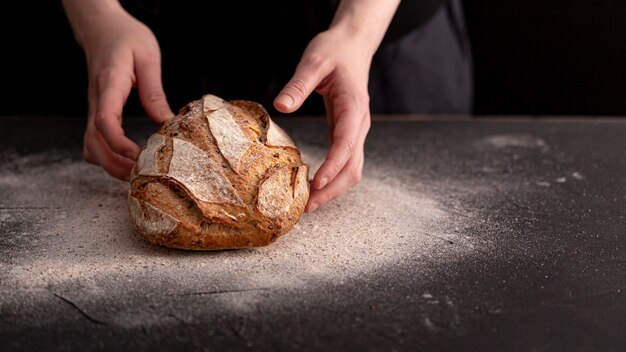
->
{"left": 1, "top": 116, "right": 625, "bottom": 351}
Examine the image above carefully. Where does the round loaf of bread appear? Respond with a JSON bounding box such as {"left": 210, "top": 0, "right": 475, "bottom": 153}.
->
{"left": 128, "top": 94, "right": 309, "bottom": 250}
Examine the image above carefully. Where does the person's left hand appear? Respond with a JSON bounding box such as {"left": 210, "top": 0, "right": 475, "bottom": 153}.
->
{"left": 274, "top": 28, "right": 374, "bottom": 213}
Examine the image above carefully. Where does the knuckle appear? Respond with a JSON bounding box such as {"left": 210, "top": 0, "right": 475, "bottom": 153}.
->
{"left": 94, "top": 111, "right": 121, "bottom": 132}
{"left": 286, "top": 79, "right": 308, "bottom": 100}
{"left": 146, "top": 90, "right": 167, "bottom": 105}
{"left": 95, "top": 68, "right": 116, "bottom": 90}
{"left": 326, "top": 160, "right": 343, "bottom": 177}
{"left": 320, "top": 192, "right": 335, "bottom": 206}
{"left": 341, "top": 137, "right": 356, "bottom": 155}
{"left": 94, "top": 112, "right": 119, "bottom": 136}
{"left": 94, "top": 113, "right": 106, "bottom": 131}
{"left": 305, "top": 54, "right": 328, "bottom": 70}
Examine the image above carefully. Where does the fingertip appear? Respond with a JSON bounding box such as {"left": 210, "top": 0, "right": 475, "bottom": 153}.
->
{"left": 94, "top": 117, "right": 141, "bottom": 162}
{"left": 316, "top": 176, "right": 329, "bottom": 190}
{"left": 143, "top": 96, "right": 175, "bottom": 125}
{"left": 117, "top": 139, "right": 141, "bottom": 161}
{"left": 123, "top": 148, "right": 140, "bottom": 161}
{"left": 306, "top": 187, "right": 331, "bottom": 212}
{"left": 101, "top": 153, "right": 136, "bottom": 181}
{"left": 274, "top": 94, "right": 294, "bottom": 113}
{"left": 314, "top": 161, "right": 340, "bottom": 190}
{"left": 306, "top": 201, "right": 320, "bottom": 213}
{"left": 155, "top": 110, "right": 175, "bottom": 125}
{"left": 135, "top": 59, "right": 175, "bottom": 124}
{"left": 107, "top": 167, "right": 132, "bottom": 181}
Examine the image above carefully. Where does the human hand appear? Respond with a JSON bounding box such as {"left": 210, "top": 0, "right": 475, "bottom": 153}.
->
{"left": 274, "top": 0, "right": 399, "bottom": 212}
{"left": 62, "top": 0, "right": 174, "bottom": 180}
{"left": 274, "top": 29, "right": 372, "bottom": 212}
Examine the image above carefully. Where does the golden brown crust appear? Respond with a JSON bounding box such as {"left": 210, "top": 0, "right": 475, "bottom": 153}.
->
{"left": 128, "top": 95, "right": 309, "bottom": 250}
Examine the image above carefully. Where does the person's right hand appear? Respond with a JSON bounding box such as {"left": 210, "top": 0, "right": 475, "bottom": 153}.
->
{"left": 62, "top": 0, "right": 174, "bottom": 180}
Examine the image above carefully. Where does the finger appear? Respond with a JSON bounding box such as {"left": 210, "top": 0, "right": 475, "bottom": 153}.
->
{"left": 94, "top": 69, "right": 141, "bottom": 160}
{"left": 84, "top": 83, "right": 98, "bottom": 165}
{"left": 274, "top": 55, "right": 333, "bottom": 113}
{"left": 85, "top": 131, "right": 136, "bottom": 181}
{"left": 308, "top": 109, "right": 370, "bottom": 211}
{"left": 323, "top": 96, "right": 335, "bottom": 143}
{"left": 312, "top": 101, "right": 364, "bottom": 189}
{"left": 306, "top": 149, "right": 364, "bottom": 212}
{"left": 135, "top": 54, "right": 175, "bottom": 124}
{"left": 88, "top": 80, "right": 97, "bottom": 120}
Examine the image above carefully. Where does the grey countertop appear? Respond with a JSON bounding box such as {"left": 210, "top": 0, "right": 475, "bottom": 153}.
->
{"left": 1, "top": 116, "right": 625, "bottom": 351}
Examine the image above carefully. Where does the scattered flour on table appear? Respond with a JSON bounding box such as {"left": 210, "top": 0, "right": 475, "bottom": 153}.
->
{"left": 0, "top": 148, "right": 471, "bottom": 316}
{"left": 478, "top": 134, "right": 548, "bottom": 150}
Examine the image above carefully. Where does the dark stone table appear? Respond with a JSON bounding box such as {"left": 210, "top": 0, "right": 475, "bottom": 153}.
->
{"left": 1, "top": 115, "right": 624, "bottom": 351}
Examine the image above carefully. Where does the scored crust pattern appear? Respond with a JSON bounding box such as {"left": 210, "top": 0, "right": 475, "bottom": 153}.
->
{"left": 207, "top": 108, "right": 251, "bottom": 173}
{"left": 128, "top": 94, "right": 309, "bottom": 250}
{"left": 168, "top": 137, "right": 244, "bottom": 206}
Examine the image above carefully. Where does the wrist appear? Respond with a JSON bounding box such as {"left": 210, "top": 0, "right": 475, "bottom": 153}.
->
{"left": 328, "top": 0, "right": 400, "bottom": 56}
{"left": 61, "top": 0, "right": 126, "bottom": 47}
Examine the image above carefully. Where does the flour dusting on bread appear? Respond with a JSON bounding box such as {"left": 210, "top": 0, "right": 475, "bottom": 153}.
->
{"left": 257, "top": 167, "right": 294, "bottom": 219}
{"left": 202, "top": 94, "right": 225, "bottom": 113}
{"left": 207, "top": 108, "right": 251, "bottom": 173}
{"left": 168, "top": 137, "right": 244, "bottom": 206}
{"left": 266, "top": 119, "right": 296, "bottom": 148}
{"left": 128, "top": 195, "right": 179, "bottom": 236}
{"left": 135, "top": 133, "right": 166, "bottom": 178}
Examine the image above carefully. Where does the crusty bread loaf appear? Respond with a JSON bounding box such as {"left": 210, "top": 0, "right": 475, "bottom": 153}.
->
{"left": 128, "top": 94, "right": 309, "bottom": 250}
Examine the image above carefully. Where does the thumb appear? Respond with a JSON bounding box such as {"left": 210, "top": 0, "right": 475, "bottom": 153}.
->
{"left": 135, "top": 56, "right": 175, "bottom": 124}
{"left": 274, "top": 56, "right": 332, "bottom": 113}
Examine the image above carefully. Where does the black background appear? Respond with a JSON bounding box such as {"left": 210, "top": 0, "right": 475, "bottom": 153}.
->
{"left": 1, "top": 1, "right": 625, "bottom": 117}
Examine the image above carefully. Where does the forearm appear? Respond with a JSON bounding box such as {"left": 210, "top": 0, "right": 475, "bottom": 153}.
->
{"left": 330, "top": 0, "right": 401, "bottom": 56}
{"left": 61, "top": 0, "right": 125, "bottom": 47}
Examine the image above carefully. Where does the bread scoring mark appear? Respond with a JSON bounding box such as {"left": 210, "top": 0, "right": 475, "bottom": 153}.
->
{"left": 136, "top": 134, "right": 166, "bottom": 177}
{"left": 180, "top": 99, "right": 203, "bottom": 120}
{"left": 128, "top": 195, "right": 179, "bottom": 236}
{"left": 266, "top": 119, "right": 296, "bottom": 148}
{"left": 207, "top": 108, "right": 251, "bottom": 173}
{"left": 256, "top": 167, "right": 293, "bottom": 219}
{"left": 293, "top": 164, "right": 310, "bottom": 203}
{"left": 128, "top": 193, "right": 142, "bottom": 223}
{"left": 169, "top": 137, "right": 244, "bottom": 206}
{"left": 219, "top": 208, "right": 238, "bottom": 221}
{"left": 202, "top": 94, "right": 225, "bottom": 114}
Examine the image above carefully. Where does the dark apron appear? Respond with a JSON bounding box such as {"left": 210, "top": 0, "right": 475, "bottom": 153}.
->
{"left": 370, "top": 0, "right": 473, "bottom": 114}
{"left": 123, "top": 0, "right": 472, "bottom": 114}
